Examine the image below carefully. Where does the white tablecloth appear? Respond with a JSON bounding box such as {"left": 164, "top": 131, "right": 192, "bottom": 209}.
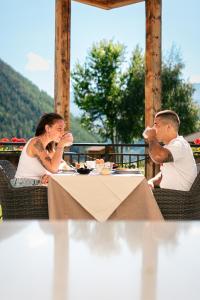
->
{"left": 48, "top": 174, "right": 163, "bottom": 222}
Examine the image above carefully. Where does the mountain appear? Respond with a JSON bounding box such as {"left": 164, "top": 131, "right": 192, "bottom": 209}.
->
{"left": 0, "top": 58, "right": 98, "bottom": 142}
{"left": 193, "top": 83, "right": 200, "bottom": 105}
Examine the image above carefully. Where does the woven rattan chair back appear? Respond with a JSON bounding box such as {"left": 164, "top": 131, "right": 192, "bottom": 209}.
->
{"left": 0, "top": 161, "right": 15, "bottom": 198}
{"left": 0, "top": 160, "right": 48, "bottom": 220}
{"left": 0, "top": 160, "right": 16, "bottom": 181}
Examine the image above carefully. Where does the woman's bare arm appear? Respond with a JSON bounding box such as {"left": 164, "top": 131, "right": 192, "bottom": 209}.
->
{"left": 32, "top": 139, "right": 64, "bottom": 173}
{"left": 29, "top": 134, "right": 73, "bottom": 173}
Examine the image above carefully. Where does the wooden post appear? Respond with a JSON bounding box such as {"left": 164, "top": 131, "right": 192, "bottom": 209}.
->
{"left": 145, "top": 0, "right": 162, "bottom": 179}
{"left": 55, "top": 0, "right": 71, "bottom": 130}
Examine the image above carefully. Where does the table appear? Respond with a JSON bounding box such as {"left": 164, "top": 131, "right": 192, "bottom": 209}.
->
{"left": 48, "top": 173, "right": 163, "bottom": 221}
{"left": 1, "top": 220, "right": 200, "bottom": 300}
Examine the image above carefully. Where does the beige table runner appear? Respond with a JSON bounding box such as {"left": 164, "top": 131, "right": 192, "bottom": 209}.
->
{"left": 48, "top": 174, "right": 163, "bottom": 222}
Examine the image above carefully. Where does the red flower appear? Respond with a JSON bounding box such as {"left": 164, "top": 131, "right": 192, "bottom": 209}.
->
{"left": 194, "top": 138, "right": 200, "bottom": 145}
{"left": 11, "top": 137, "right": 26, "bottom": 143}
{"left": 0, "top": 138, "right": 10, "bottom": 142}
{"left": 17, "top": 138, "right": 26, "bottom": 143}
{"left": 11, "top": 137, "right": 18, "bottom": 143}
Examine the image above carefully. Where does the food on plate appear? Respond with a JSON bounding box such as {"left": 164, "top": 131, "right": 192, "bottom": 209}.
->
{"left": 115, "top": 167, "right": 131, "bottom": 171}
{"left": 115, "top": 163, "right": 136, "bottom": 171}
{"left": 75, "top": 162, "right": 86, "bottom": 169}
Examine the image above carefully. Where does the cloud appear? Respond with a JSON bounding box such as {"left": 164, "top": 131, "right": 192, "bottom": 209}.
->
{"left": 189, "top": 75, "right": 200, "bottom": 84}
{"left": 25, "top": 52, "right": 50, "bottom": 71}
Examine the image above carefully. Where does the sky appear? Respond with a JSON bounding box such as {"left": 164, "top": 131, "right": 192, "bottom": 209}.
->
{"left": 0, "top": 0, "right": 200, "bottom": 99}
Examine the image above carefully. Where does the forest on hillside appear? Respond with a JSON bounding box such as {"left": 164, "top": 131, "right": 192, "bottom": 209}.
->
{"left": 0, "top": 59, "right": 98, "bottom": 143}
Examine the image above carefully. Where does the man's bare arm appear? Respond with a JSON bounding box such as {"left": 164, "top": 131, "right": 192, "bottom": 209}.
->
{"left": 148, "top": 139, "right": 174, "bottom": 164}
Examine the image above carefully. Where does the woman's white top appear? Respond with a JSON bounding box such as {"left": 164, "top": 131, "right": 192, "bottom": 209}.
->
{"left": 15, "top": 138, "right": 51, "bottom": 180}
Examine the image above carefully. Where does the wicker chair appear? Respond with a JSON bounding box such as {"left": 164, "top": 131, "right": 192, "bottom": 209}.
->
{"left": 0, "top": 160, "right": 16, "bottom": 179}
{"left": 153, "top": 165, "right": 200, "bottom": 220}
{"left": 0, "top": 160, "right": 49, "bottom": 220}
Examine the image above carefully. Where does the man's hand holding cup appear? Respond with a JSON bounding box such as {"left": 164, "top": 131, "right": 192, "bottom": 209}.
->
{"left": 143, "top": 126, "right": 157, "bottom": 141}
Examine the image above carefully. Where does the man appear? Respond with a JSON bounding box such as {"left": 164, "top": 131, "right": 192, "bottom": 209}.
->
{"left": 143, "top": 110, "right": 197, "bottom": 191}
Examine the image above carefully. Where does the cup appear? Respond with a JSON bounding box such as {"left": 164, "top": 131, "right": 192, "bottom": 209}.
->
{"left": 86, "top": 161, "right": 96, "bottom": 169}
{"left": 143, "top": 126, "right": 151, "bottom": 139}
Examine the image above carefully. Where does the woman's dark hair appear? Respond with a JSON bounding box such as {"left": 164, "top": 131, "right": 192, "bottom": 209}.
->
{"left": 35, "top": 113, "right": 64, "bottom": 152}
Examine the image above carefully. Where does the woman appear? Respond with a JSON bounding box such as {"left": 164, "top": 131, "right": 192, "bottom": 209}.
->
{"left": 11, "top": 113, "right": 73, "bottom": 187}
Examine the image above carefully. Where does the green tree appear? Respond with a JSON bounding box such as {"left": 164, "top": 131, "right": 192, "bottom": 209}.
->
{"left": 116, "top": 46, "right": 145, "bottom": 142}
{"left": 72, "top": 40, "right": 125, "bottom": 143}
{"left": 72, "top": 41, "right": 199, "bottom": 143}
{"left": 161, "top": 49, "right": 199, "bottom": 135}
{"left": 117, "top": 47, "right": 200, "bottom": 140}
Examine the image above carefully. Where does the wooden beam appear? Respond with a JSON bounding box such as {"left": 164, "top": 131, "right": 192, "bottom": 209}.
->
{"left": 55, "top": 0, "right": 71, "bottom": 130}
{"left": 108, "top": 0, "right": 144, "bottom": 9}
{"left": 74, "top": 0, "right": 108, "bottom": 9}
{"left": 74, "top": 0, "right": 144, "bottom": 10}
{"left": 145, "top": 0, "right": 162, "bottom": 178}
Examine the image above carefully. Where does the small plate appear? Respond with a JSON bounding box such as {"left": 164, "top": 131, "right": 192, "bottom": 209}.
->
{"left": 115, "top": 169, "right": 141, "bottom": 175}
{"left": 58, "top": 169, "right": 76, "bottom": 174}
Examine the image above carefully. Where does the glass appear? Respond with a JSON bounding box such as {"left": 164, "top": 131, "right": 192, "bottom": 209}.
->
{"left": 95, "top": 163, "right": 104, "bottom": 174}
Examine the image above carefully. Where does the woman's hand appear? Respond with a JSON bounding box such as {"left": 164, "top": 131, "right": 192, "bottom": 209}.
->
{"left": 58, "top": 132, "right": 73, "bottom": 148}
{"left": 40, "top": 174, "right": 50, "bottom": 185}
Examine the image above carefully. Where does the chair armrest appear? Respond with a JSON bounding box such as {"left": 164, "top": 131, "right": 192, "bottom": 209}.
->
{"left": 153, "top": 187, "right": 188, "bottom": 198}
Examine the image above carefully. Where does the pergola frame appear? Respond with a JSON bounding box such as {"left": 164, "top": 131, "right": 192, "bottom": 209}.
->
{"left": 55, "top": 0, "right": 162, "bottom": 177}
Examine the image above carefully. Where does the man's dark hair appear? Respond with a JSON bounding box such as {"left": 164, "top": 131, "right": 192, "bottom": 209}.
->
{"left": 155, "top": 110, "right": 180, "bottom": 130}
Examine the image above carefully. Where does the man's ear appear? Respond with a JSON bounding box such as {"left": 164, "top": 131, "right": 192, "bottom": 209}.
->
{"left": 167, "top": 124, "right": 171, "bottom": 131}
